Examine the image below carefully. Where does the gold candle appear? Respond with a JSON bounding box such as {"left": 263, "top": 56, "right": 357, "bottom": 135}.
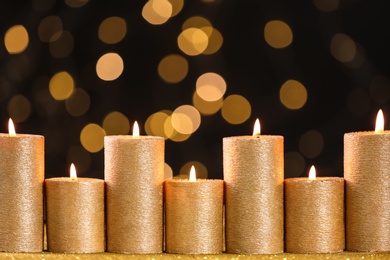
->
{"left": 285, "top": 166, "right": 345, "bottom": 253}
{"left": 164, "top": 166, "right": 224, "bottom": 254}
{"left": 105, "top": 122, "right": 164, "bottom": 253}
{"left": 45, "top": 164, "right": 105, "bottom": 253}
{"left": 344, "top": 109, "right": 390, "bottom": 252}
{"left": 0, "top": 119, "right": 44, "bottom": 252}
{"left": 223, "top": 119, "right": 284, "bottom": 254}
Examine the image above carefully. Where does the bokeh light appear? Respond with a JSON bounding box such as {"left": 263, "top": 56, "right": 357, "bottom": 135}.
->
{"left": 65, "top": 88, "right": 91, "bottom": 116}
{"left": 178, "top": 28, "right": 209, "bottom": 56}
{"left": 164, "top": 115, "right": 191, "bottom": 142}
{"left": 80, "top": 123, "right": 106, "bottom": 153}
{"left": 142, "top": 0, "right": 172, "bottom": 25}
{"left": 33, "top": 0, "right": 56, "bottom": 12}
{"left": 4, "top": 25, "right": 29, "bottom": 54}
{"left": 193, "top": 91, "right": 223, "bottom": 115}
{"left": 171, "top": 105, "right": 201, "bottom": 134}
{"left": 103, "top": 111, "right": 130, "bottom": 135}
{"left": 196, "top": 72, "right": 226, "bottom": 102}
{"left": 7, "top": 95, "right": 32, "bottom": 123}
{"left": 164, "top": 162, "right": 173, "bottom": 180}
{"left": 49, "top": 31, "right": 74, "bottom": 58}
{"left": 299, "top": 130, "right": 324, "bottom": 159}
{"left": 203, "top": 27, "right": 223, "bottom": 55}
{"left": 65, "top": 0, "right": 89, "bottom": 8}
{"left": 145, "top": 111, "right": 170, "bottom": 138}
{"left": 279, "top": 79, "right": 308, "bottom": 110}
{"left": 49, "top": 71, "right": 75, "bottom": 100}
{"left": 264, "top": 20, "right": 293, "bottom": 49}
{"left": 96, "top": 53, "right": 124, "bottom": 81}
{"left": 38, "top": 16, "right": 63, "bottom": 42}
{"left": 158, "top": 54, "right": 189, "bottom": 83}
{"left": 168, "top": 0, "right": 184, "bottom": 17}
{"left": 313, "top": 0, "right": 339, "bottom": 12}
{"left": 67, "top": 146, "right": 92, "bottom": 174}
{"left": 182, "top": 16, "right": 212, "bottom": 31}
{"left": 285, "top": 151, "right": 306, "bottom": 178}
{"left": 177, "top": 161, "right": 208, "bottom": 179}
{"left": 221, "top": 94, "right": 251, "bottom": 124}
{"left": 98, "top": 16, "right": 127, "bottom": 44}
{"left": 330, "top": 33, "right": 357, "bottom": 63}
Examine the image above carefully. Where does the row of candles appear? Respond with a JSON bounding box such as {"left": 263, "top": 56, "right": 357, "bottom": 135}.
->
{"left": 0, "top": 110, "right": 389, "bottom": 254}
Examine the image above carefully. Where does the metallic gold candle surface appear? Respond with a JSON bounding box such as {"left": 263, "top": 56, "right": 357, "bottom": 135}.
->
{"left": 344, "top": 110, "right": 390, "bottom": 252}
{"left": 164, "top": 176, "right": 224, "bottom": 254}
{"left": 285, "top": 167, "right": 345, "bottom": 253}
{"left": 45, "top": 175, "right": 105, "bottom": 253}
{"left": 0, "top": 123, "right": 44, "bottom": 252}
{"left": 223, "top": 119, "right": 284, "bottom": 254}
{"left": 105, "top": 131, "right": 164, "bottom": 253}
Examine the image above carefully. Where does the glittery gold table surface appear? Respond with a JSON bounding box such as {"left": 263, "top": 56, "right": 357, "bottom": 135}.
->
{"left": 1, "top": 252, "right": 390, "bottom": 259}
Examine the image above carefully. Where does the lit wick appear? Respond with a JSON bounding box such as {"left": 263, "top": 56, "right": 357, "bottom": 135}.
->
{"left": 253, "top": 118, "right": 261, "bottom": 137}
{"left": 133, "top": 121, "right": 140, "bottom": 137}
{"left": 375, "top": 109, "right": 384, "bottom": 134}
{"left": 8, "top": 118, "right": 16, "bottom": 136}
{"left": 70, "top": 163, "right": 77, "bottom": 181}
{"left": 308, "top": 165, "right": 316, "bottom": 180}
{"left": 189, "top": 165, "right": 196, "bottom": 182}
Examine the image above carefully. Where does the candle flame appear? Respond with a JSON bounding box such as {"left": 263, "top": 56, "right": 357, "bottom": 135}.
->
{"left": 133, "top": 121, "right": 140, "bottom": 137}
{"left": 70, "top": 163, "right": 77, "bottom": 181}
{"left": 375, "top": 109, "right": 384, "bottom": 133}
{"left": 308, "top": 165, "right": 316, "bottom": 180}
{"left": 253, "top": 118, "right": 261, "bottom": 136}
{"left": 8, "top": 118, "right": 16, "bottom": 136}
{"left": 189, "top": 165, "right": 196, "bottom": 182}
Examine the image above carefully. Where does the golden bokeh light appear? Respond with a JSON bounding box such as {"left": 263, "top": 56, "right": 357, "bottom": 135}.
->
{"left": 80, "top": 123, "right": 106, "bottom": 153}
{"left": 67, "top": 146, "right": 92, "bottom": 174}
{"left": 65, "top": 88, "right": 90, "bottom": 116}
{"left": 178, "top": 28, "right": 209, "bottom": 56}
{"left": 65, "top": 0, "right": 89, "bottom": 8}
{"left": 4, "top": 25, "right": 29, "bottom": 54}
{"left": 279, "top": 79, "right": 308, "bottom": 109}
{"left": 168, "top": 0, "right": 184, "bottom": 17}
{"left": 313, "top": 0, "right": 339, "bottom": 12}
{"left": 171, "top": 105, "right": 201, "bottom": 134}
{"left": 202, "top": 27, "right": 223, "bottom": 55}
{"left": 285, "top": 151, "right": 306, "bottom": 178}
{"left": 98, "top": 16, "right": 127, "bottom": 44}
{"left": 164, "top": 115, "right": 191, "bottom": 142}
{"left": 38, "top": 16, "right": 63, "bottom": 42}
{"left": 264, "top": 20, "right": 293, "bottom": 49}
{"left": 370, "top": 75, "right": 390, "bottom": 104}
{"left": 330, "top": 33, "right": 357, "bottom": 63}
{"left": 164, "top": 162, "right": 173, "bottom": 180}
{"left": 145, "top": 111, "right": 170, "bottom": 138}
{"left": 96, "top": 52, "right": 124, "bottom": 81}
{"left": 178, "top": 161, "right": 208, "bottom": 179}
{"left": 299, "top": 130, "right": 324, "bottom": 159}
{"left": 49, "top": 31, "right": 74, "bottom": 58}
{"left": 193, "top": 91, "right": 223, "bottom": 115}
{"left": 103, "top": 111, "right": 130, "bottom": 135}
{"left": 49, "top": 71, "right": 75, "bottom": 100}
{"left": 196, "top": 72, "right": 226, "bottom": 102}
{"left": 7, "top": 95, "right": 31, "bottom": 123}
{"left": 182, "top": 16, "right": 212, "bottom": 32}
{"left": 221, "top": 94, "right": 251, "bottom": 124}
{"left": 158, "top": 54, "right": 189, "bottom": 83}
{"left": 142, "top": 0, "right": 172, "bottom": 25}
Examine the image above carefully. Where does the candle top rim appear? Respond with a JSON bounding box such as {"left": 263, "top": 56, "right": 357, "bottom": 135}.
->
{"left": 0, "top": 133, "right": 44, "bottom": 138}
{"left": 165, "top": 178, "right": 224, "bottom": 182}
{"left": 45, "top": 177, "right": 104, "bottom": 182}
{"left": 345, "top": 130, "right": 390, "bottom": 135}
{"left": 223, "top": 135, "right": 283, "bottom": 139}
{"left": 285, "top": 177, "right": 344, "bottom": 182}
{"left": 104, "top": 135, "right": 164, "bottom": 140}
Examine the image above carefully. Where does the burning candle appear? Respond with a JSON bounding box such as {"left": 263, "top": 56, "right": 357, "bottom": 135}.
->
{"left": 344, "top": 109, "right": 390, "bottom": 252}
{"left": 45, "top": 163, "right": 105, "bottom": 253}
{"left": 0, "top": 119, "right": 44, "bottom": 252}
{"left": 164, "top": 166, "right": 224, "bottom": 254}
{"left": 223, "top": 119, "right": 284, "bottom": 254}
{"left": 285, "top": 166, "right": 345, "bottom": 253}
{"left": 105, "top": 121, "right": 164, "bottom": 253}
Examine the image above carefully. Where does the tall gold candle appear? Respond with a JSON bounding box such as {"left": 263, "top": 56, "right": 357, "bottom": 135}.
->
{"left": 45, "top": 164, "right": 105, "bottom": 253}
{"left": 344, "top": 109, "right": 390, "bottom": 252}
{"left": 105, "top": 122, "right": 164, "bottom": 253}
{"left": 0, "top": 119, "right": 44, "bottom": 252}
{"left": 285, "top": 166, "right": 345, "bottom": 253}
{"left": 223, "top": 119, "right": 284, "bottom": 254}
{"left": 165, "top": 166, "right": 224, "bottom": 254}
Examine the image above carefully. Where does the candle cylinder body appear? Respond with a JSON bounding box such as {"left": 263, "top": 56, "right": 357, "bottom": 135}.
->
{"left": 285, "top": 177, "right": 345, "bottom": 253}
{"left": 223, "top": 136, "right": 284, "bottom": 254}
{"left": 0, "top": 134, "right": 44, "bottom": 252}
{"left": 164, "top": 179, "right": 224, "bottom": 254}
{"left": 105, "top": 136, "right": 164, "bottom": 253}
{"left": 45, "top": 178, "right": 105, "bottom": 253}
{"left": 344, "top": 132, "right": 390, "bottom": 251}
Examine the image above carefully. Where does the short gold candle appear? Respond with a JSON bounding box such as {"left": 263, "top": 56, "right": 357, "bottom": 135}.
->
{"left": 285, "top": 170, "right": 344, "bottom": 253}
{"left": 164, "top": 176, "right": 224, "bottom": 254}
{"left": 0, "top": 130, "right": 44, "bottom": 252}
{"left": 105, "top": 133, "right": 164, "bottom": 253}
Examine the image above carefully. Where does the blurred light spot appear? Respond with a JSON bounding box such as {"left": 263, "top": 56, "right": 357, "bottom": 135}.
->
{"left": 6, "top": 54, "right": 31, "bottom": 82}
{"left": 67, "top": 146, "right": 91, "bottom": 174}
{"left": 103, "top": 111, "right": 130, "bottom": 135}
{"left": 164, "top": 162, "right": 173, "bottom": 180}
{"left": 196, "top": 72, "right": 226, "bottom": 102}
{"left": 330, "top": 33, "right": 356, "bottom": 63}
{"left": 96, "top": 53, "right": 124, "bottom": 81}
{"left": 178, "top": 28, "right": 209, "bottom": 56}
{"left": 179, "top": 161, "right": 208, "bottom": 179}
{"left": 0, "top": 77, "right": 11, "bottom": 103}
{"left": 49, "top": 71, "right": 75, "bottom": 100}
{"left": 343, "top": 44, "right": 365, "bottom": 69}
{"left": 142, "top": 0, "right": 172, "bottom": 25}
{"left": 80, "top": 123, "right": 106, "bottom": 153}
{"left": 38, "top": 16, "right": 63, "bottom": 42}
{"left": 65, "top": 0, "right": 89, "bottom": 8}
{"left": 164, "top": 116, "right": 191, "bottom": 142}
{"left": 264, "top": 20, "right": 293, "bottom": 49}
{"left": 145, "top": 111, "right": 170, "bottom": 138}
{"left": 285, "top": 151, "right": 306, "bottom": 178}
{"left": 347, "top": 88, "right": 371, "bottom": 116}
{"left": 182, "top": 16, "right": 212, "bottom": 31}
{"left": 313, "top": 0, "right": 339, "bottom": 12}
{"left": 221, "top": 94, "right": 251, "bottom": 124}
{"left": 280, "top": 79, "right": 308, "bottom": 109}
{"left": 203, "top": 27, "right": 223, "bottom": 55}
{"left": 370, "top": 75, "right": 390, "bottom": 104}
{"left": 65, "top": 88, "right": 90, "bottom": 116}
{"left": 193, "top": 91, "right": 223, "bottom": 115}
{"left": 158, "top": 54, "right": 188, "bottom": 83}
{"left": 299, "top": 130, "right": 324, "bottom": 159}
{"left": 171, "top": 105, "right": 201, "bottom": 134}
{"left": 7, "top": 95, "right": 31, "bottom": 123}
{"left": 33, "top": 0, "right": 56, "bottom": 12}
{"left": 168, "top": 0, "right": 184, "bottom": 17}
{"left": 49, "top": 31, "right": 74, "bottom": 58}
{"left": 98, "top": 16, "right": 127, "bottom": 44}
{"left": 4, "top": 25, "right": 29, "bottom": 54}
{"left": 200, "top": 0, "right": 221, "bottom": 3}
